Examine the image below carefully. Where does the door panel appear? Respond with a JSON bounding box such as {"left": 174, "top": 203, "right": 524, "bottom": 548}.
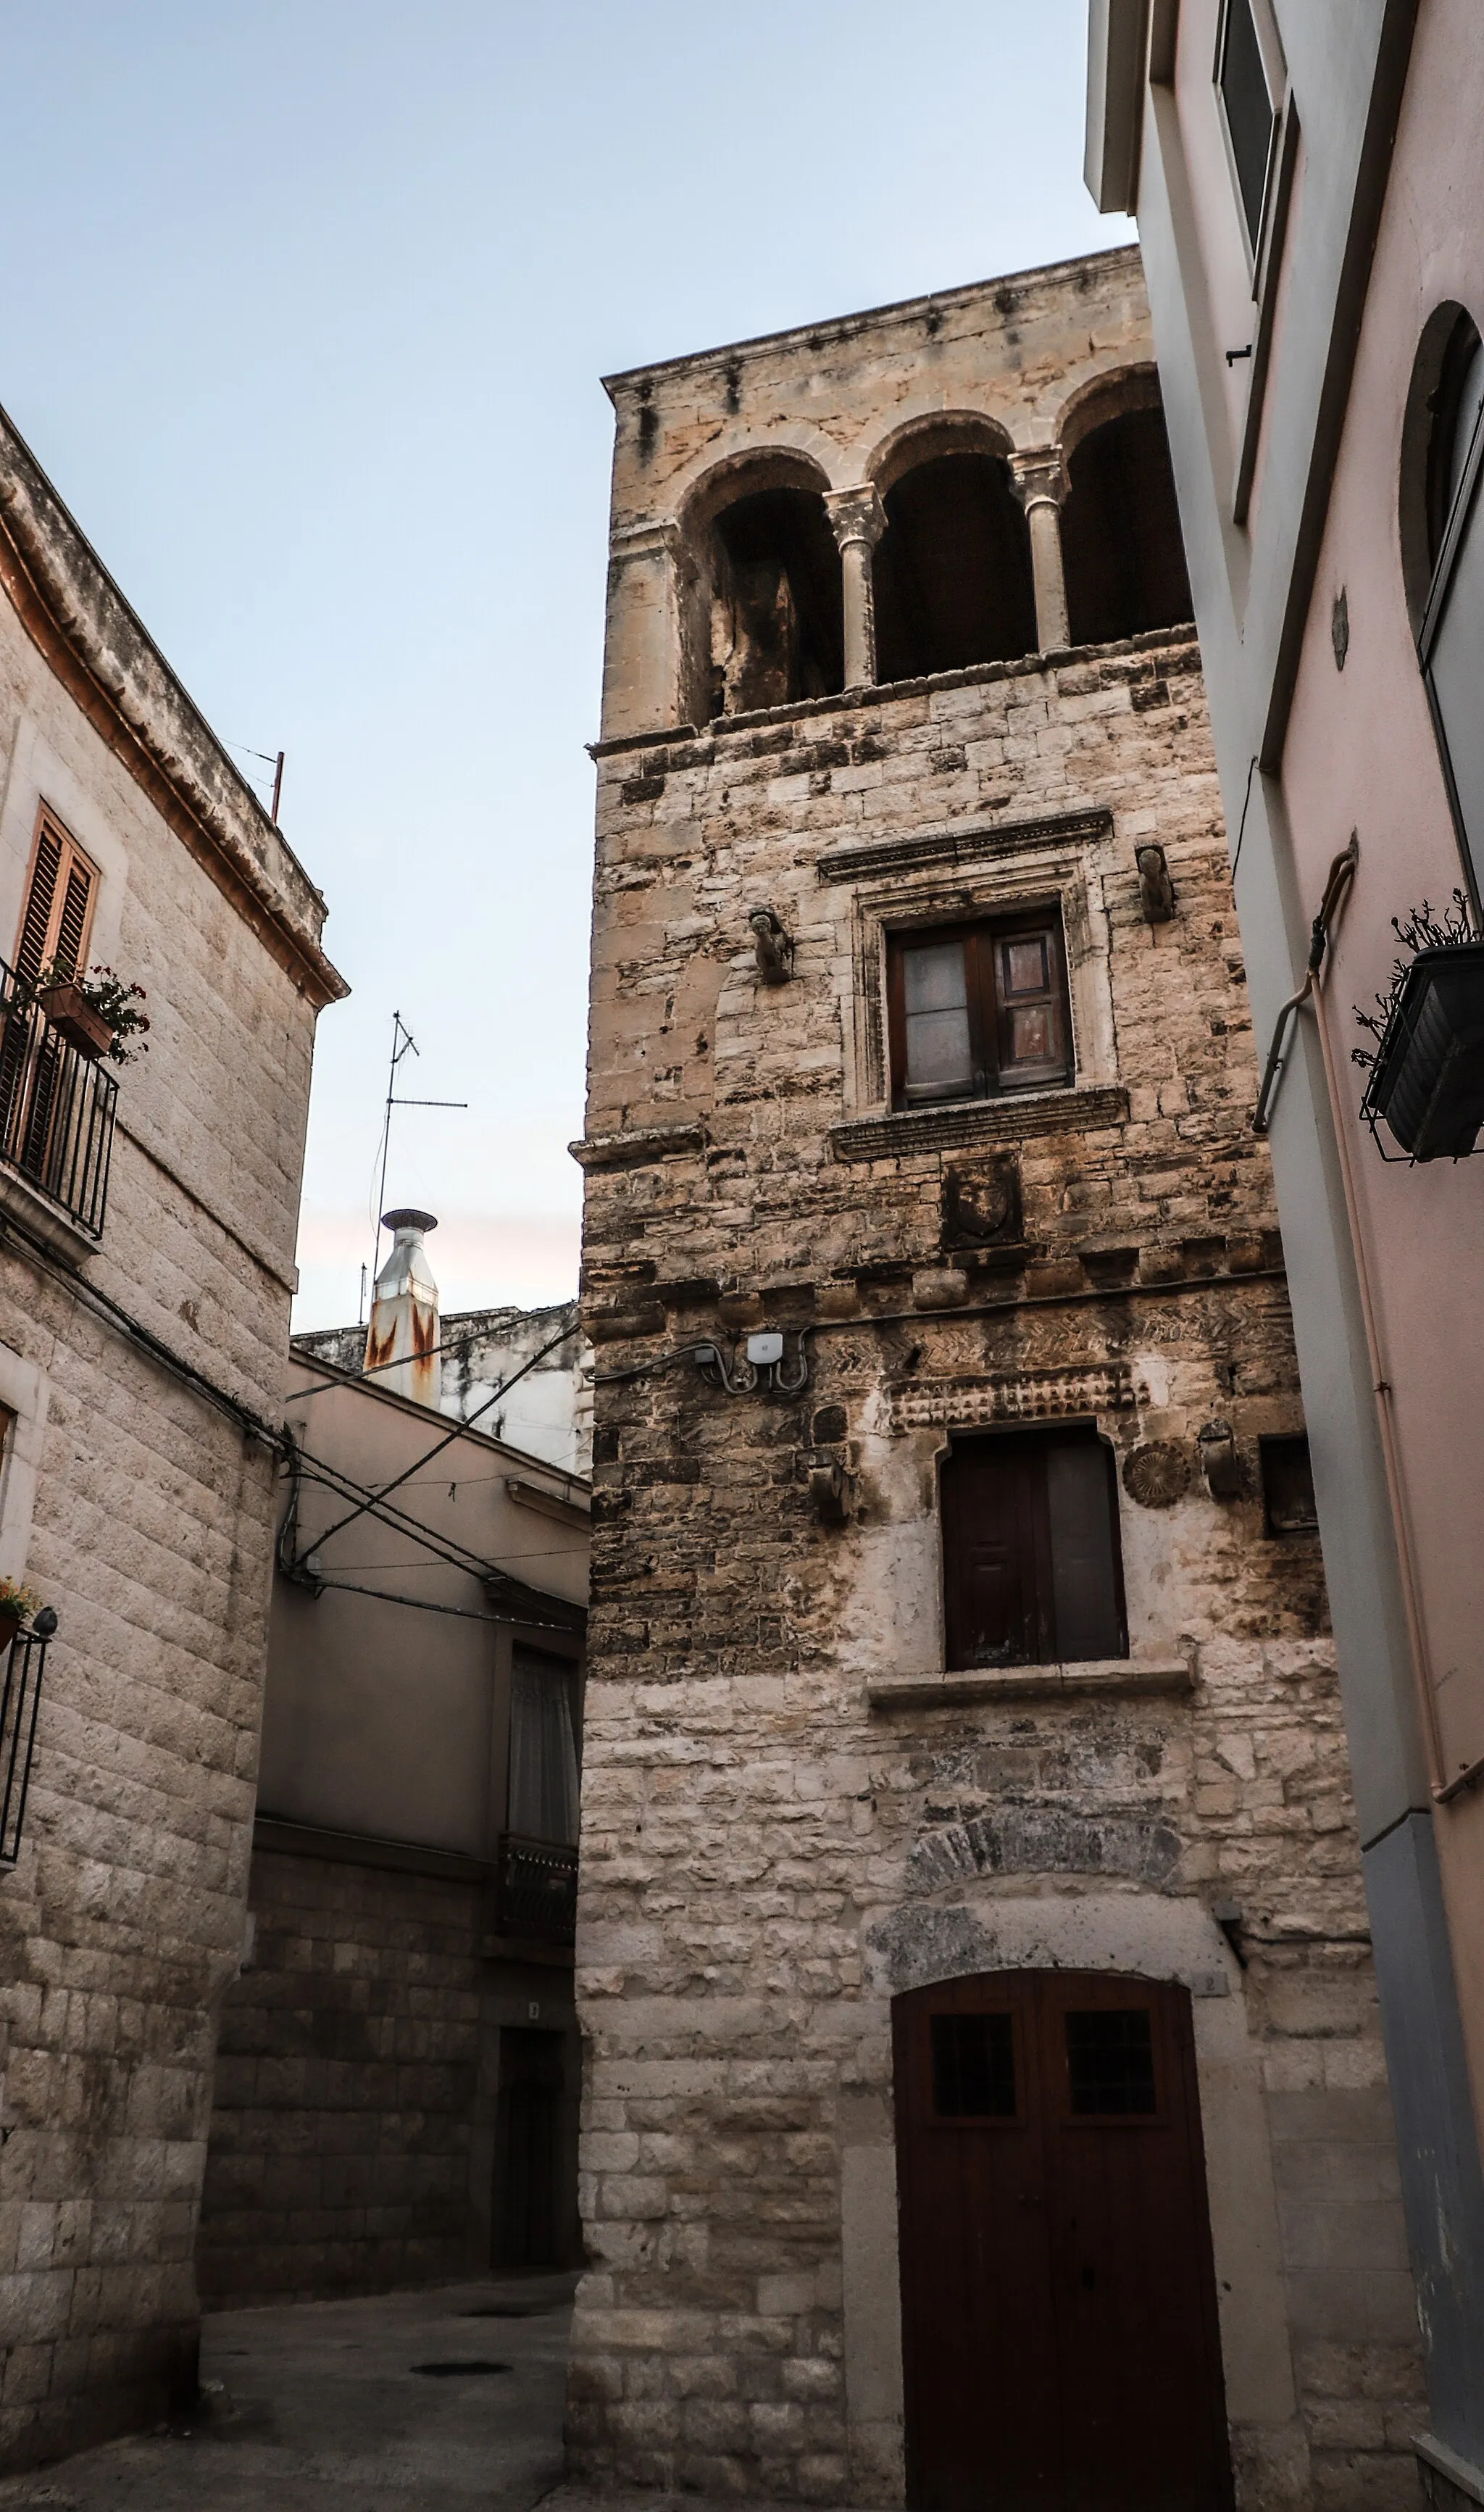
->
{"left": 895, "top": 1971, "right": 1233, "bottom": 2512}
{"left": 494, "top": 2026, "right": 564, "bottom": 2268}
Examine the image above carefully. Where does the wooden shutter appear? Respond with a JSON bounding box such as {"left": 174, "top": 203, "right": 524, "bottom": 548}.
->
{"left": 941, "top": 1437, "right": 1050, "bottom": 1669}
{"left": 1045, "top": 1434, "right": 1126, "bottom": 1660}
{"left": 14, "top": 812, "right": 96, "bottom": 988}
{"left": 942, "top": 1428, "right": 1125, "bottom": 1670}
{"left": 990, "top": 915, "right": 1072, "bottom": 1089}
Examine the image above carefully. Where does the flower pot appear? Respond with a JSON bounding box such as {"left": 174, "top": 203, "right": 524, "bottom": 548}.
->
{"left": 1367, "top": 939, "right": 1484, "bottom": 1160}
{"left": 38, "top": 983, "right": 111, "bottom": 1062}
{"left": 0, "top": 1609, "right": 21, "bottom": 1654}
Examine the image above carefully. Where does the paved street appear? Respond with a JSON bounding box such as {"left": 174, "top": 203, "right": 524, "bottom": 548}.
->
{"left": 0, "top": 2275, "right": 577, "bottom": 2512}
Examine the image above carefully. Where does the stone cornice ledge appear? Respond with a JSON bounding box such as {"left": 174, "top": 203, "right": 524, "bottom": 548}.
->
{"left": 0, "top": 410, "right": 347, "bottom": 1007}
{"left": 832, "top": 1086, "right": 1127, "bottom": 1161}
{"left": 818, "top": 807, "right": 1113, "bottom": 885}
{"left": 570, "top": 1123, "right": 706, "bottom": 1172}
{"left": 868, "top": 1658, "right": 1194, "bottom": 1708}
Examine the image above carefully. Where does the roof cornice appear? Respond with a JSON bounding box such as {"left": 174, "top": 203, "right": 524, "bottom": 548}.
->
{"left": 0, "top": 407, "right": 347, "bottom": 1008}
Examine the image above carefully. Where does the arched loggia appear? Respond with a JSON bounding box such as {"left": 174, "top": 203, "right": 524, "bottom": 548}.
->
{"left": 1061, "top": 400, "right": 1193, "bottom": 647}
{"left": 873, "top": 449, "right": 1038, "bottom": 682}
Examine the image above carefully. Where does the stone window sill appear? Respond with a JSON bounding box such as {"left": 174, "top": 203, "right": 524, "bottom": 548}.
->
{"left": 830, "top": 1084, "right": 1127, "bottom": 1163}
{"left": 0, "top": 1159, "right": 101, "bottom": 1264}
{"left": 867, "top": 1658, "right": 1193, "bottom": 1708}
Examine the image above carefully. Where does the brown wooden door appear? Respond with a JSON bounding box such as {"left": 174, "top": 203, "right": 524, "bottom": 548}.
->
{"left": 894, "top": 1971, "right": 1233, "bottom": 2512}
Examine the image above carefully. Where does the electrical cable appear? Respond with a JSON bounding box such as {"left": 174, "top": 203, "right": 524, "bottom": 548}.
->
{"left": 283, "top": 1316, "right": 580, "bottom": 1568}
{"left": 308, "top": 1574, "right": 580, "bottom": 1635}
{"left": 0, "top": 1200, "right": 280, "bottom": 1450}
{"left": 288, "top": 1314, "right": 583, "bottom": 1401}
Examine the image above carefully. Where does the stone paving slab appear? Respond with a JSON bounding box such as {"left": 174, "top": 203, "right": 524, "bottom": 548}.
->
{"left": 0, "top": 2275, "right": 577, "bottom": 2512}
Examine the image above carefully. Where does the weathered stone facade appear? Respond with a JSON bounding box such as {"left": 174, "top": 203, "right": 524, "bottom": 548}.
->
{"left": 569, "top": 251, "right": 1425, "bottom": 2511}
{"left": 0, "top": 409, "right": 343, "bottom": 2463}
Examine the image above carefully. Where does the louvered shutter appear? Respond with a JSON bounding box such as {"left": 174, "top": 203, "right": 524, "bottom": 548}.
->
{"left": 13, "top": 815, "right": 96, "bottom": 987}
{"left": 51, "top": 861, "right": 92, "bottom": 978}
{"left": 14, "top": 823, "right": 62, "bottom": 987}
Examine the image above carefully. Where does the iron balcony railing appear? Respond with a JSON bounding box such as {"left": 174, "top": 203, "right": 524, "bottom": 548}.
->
{"left": 0, "top": 960, "right": 117, "bottom": 1236}
{"left": 495, "top": 1832, "right": 578, "bottom": 1944}
{"left": 0, "top": 1610, "right": 57, "bottom": 1866}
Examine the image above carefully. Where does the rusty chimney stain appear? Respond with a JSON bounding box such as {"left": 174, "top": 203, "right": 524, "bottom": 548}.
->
{"left": 364, "top": 1208, "right": 441, "bottom": 1410}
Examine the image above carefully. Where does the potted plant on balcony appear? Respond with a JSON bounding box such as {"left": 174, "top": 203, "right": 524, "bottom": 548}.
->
{"left": 34, "top": 964, "right": 149, "bottom": 1065}
{"left": 0, "top": 1579, "right": 41, "bottom": 1654}
{"left": 1354, "top": 891, "right": 1484, "bottom": 1160}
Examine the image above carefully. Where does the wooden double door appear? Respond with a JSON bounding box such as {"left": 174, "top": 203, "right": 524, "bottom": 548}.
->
{"left": 893, "top": 1971, "right": 1233, "bottom": 2512}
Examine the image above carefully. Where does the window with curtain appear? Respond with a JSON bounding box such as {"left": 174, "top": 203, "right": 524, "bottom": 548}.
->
{"left": 507, "top": 1647, "right": 580, "bottom": 1846}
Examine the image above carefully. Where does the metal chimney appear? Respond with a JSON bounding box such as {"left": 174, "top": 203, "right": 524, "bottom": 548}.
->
{"left": 365, "top": 1209, "right": 441, "bottom": 1408}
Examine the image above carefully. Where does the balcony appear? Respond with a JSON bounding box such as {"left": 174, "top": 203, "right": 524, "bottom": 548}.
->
{"left": 0, "top": 960, "right": 118, "bottom": 1239}
{"left": 494, "top": 1831, "right": 578, "bottom": 1945}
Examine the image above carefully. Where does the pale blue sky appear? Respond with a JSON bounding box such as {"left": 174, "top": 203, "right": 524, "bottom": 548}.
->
{"left": 3, "top": 1, "right": 1129, "bottom": 1326}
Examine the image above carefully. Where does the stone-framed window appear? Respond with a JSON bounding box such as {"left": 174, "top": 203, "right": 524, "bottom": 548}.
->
{"left": 828, "top": 813, "right": 1120, "bottom": 1126}
{"left": 885, "top": 910, "right": 1072, "bottom": 1110}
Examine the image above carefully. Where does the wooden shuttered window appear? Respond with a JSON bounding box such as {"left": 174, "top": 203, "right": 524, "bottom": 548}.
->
{"left": 941, "top": 1426, "right": 1127, "bottom": 1670}
{"left": 887, "top": 912, "right": 1071, "bottom": 1110}
{"left": 14, "top": 812, "right": 97, "bottom": 990}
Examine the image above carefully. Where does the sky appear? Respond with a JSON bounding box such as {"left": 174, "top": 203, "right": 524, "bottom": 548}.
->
{"left": 1, "top": 1, "right": 1130, "bottom": 1330}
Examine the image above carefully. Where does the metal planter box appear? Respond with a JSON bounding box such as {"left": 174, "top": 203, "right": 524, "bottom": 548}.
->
{"left": 1366, "top": 939, "right": 1484, "bottom": 1160}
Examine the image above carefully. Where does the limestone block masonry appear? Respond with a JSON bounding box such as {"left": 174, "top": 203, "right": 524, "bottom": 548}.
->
{"left": 570, "top": 251, "right": 1426, "bottom": 2512}
{"left": 0, "top": 408, "right": 343, "bottom": 2465}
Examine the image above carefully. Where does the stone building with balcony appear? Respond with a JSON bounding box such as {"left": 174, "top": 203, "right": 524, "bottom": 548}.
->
{"left": 570, "top": 247, "right": 1426, "bottom": 2511}
{"left": 197, "top": 1212, "right": 591, "bottom": 2304}
{"left": 0, "top": 407, "right": 346, "bottom": 2466}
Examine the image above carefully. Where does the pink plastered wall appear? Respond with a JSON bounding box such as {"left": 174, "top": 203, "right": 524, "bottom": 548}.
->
{"left": 1277, "top": 0, "right": 1484, "bottom": 2043}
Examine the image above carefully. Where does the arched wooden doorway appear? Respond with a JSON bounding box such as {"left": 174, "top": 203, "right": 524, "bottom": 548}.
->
{"left": 893, "top": 1969, "right": 1233, "bottom": 2511}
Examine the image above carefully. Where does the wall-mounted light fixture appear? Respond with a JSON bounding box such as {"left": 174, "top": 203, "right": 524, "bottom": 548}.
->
{"left": 694, "top": 1330, "right": 810, "bottom": 1397}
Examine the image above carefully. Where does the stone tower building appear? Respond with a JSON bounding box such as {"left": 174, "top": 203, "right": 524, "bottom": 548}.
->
{"left": 570, "top": 249, "right": 1423, "bottom": 2511}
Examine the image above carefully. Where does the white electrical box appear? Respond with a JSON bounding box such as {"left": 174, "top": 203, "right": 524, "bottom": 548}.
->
{"left": 746, "top": 1331, "right": 784, "bottom": 1366}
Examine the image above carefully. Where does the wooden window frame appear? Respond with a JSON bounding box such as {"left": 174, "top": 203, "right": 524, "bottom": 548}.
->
{"left": 1213, "top": 0, "right": 1280, "bottom": 273}
{"left": 13, "top": 806, "right": 99, "bottom": 989}
{"left": 1417, "top": 323, "right": 1484, "bottom": 923}
{"left": 885, "top": 907, "right": 1072, "bottom": 1112}
{"left": 1210, "top": 0, "right": 1296, "bottom": 525}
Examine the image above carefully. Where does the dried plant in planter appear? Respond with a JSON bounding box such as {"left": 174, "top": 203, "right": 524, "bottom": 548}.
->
{"left": 1352, "top": 891, "right": 1475, "bottom": 1071}
{"left": 1354, "top": 891, "right": 1484, "bottom": 1160}
{"left": 32, "top": 962, "right": 150, "bottom": 1064}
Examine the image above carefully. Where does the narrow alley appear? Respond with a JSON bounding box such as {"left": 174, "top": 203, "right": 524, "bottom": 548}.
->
{"left": 0, "top": 2278, "right": 575, "bottom": 2512}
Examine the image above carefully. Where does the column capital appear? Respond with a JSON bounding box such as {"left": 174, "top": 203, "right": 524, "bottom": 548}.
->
{"left": 1008, "top": 449, "right": 1070, "bottom": 513}
{"left": 825, "top": 485, "right": 887, "bottom": 551}
{"left": 609, "top": 517, "right": 684, "bottom": 565}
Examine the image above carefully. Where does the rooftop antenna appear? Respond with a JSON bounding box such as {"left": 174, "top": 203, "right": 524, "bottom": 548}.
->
{"left": 369, "top": 1010, "right": 467, "bottom": 1293}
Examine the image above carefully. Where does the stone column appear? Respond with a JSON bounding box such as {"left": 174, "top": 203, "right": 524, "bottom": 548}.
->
{"left": 826, "top": 486, "right": 887, "bottom": 689}
{"left": 1009, "top": 450, "right": 1071, "bottom": 654}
